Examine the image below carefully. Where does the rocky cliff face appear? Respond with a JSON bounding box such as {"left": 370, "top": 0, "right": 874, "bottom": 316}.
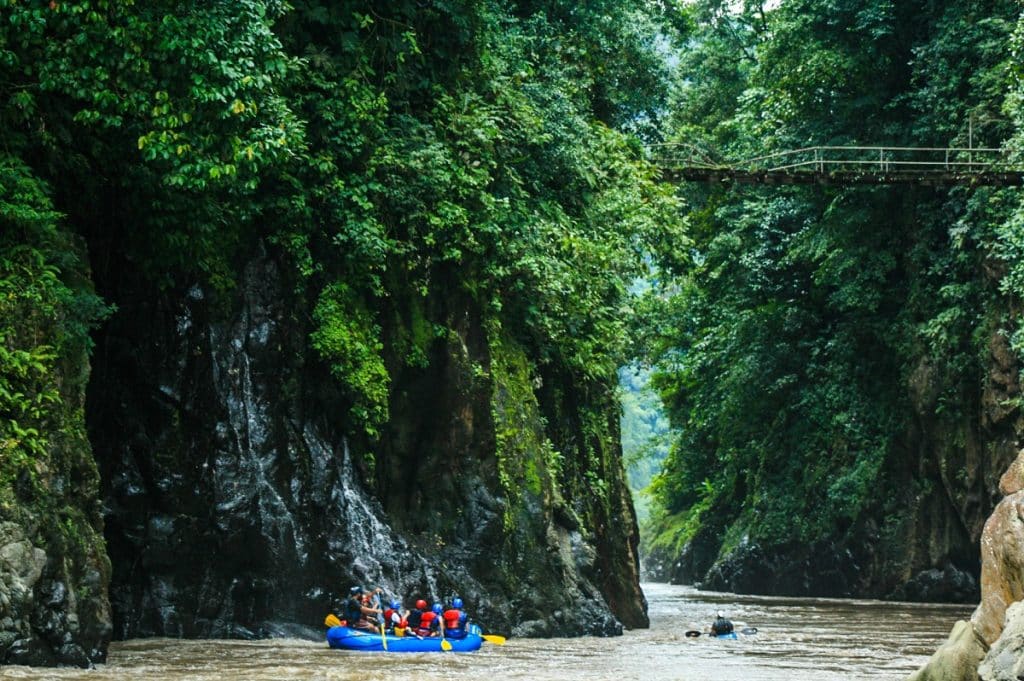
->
{"left": 905, "top": 451, "right": 1024, "bottom": 681}
{"left": 84, "top": 245, "right": 646, "bottom": 643}
{"left": 648, "top": 330, "right": 1020, "bottom": 604}
{"left": 0, "top": 226, "right": 111, "bottom": 668}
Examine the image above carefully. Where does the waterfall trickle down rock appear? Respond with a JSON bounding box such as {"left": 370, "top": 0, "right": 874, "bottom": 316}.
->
{"left": 208, "top": 291, "right": 305, "bottom": 576}
{"left": 88, "top": 255, "right": 483, "bottom": 638}
{"left": 87, "top": 248, "right": 645, "bottom": 642}
{"left": 316, "top": 433, "right": 445, "bottom": 600}
{"left": 204, "top": 261, "right": 459, "bottom": 606}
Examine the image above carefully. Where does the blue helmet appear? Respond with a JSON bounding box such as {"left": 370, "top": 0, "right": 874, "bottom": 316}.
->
{"left": 349, "top": 585, "right": 363, "bottom": 595}
{"left": 452, "top": 597, "right": 463, "bottom": 609}
{"left": 390, "top": 599, "right": 401, "bottom": 610}
{"left": 432, "top": 602, "right": 443, "bottom": 614}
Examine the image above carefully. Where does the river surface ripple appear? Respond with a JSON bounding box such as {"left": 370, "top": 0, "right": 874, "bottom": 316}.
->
{"left": 1, "top": 583, "right": 971, "bottom": 681}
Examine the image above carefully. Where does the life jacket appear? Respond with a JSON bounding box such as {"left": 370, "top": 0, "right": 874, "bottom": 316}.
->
{"left": 443, "top": 609, "right": 467, "bottom": 638}
{"left": 443, "top": 609, "right": 464, "bottom": 631}
{"left": 407, "top": 608, "right": 424, "bottom": 629}
{"left": 416, "top": 610, "right": 438, "bottom": 637}
{"left": 712, "top": 617, "right": 734, "bottom": 635}
{"left": 384, "top": 608, "right": 408, "bottom": 631}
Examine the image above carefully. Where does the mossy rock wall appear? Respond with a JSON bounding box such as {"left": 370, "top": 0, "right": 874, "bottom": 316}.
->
{"left": 374, "top": 288, "right": 647, "bottom": 636}
{"left": 84, "top": 248, "right": 646, "bottom": 641}
{"left": 0, "top": 162, "right": 112, "bottom": 667}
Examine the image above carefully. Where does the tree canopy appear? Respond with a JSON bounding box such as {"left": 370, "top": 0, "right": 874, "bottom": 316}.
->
{"left": 641, "top": 0, "right": 1024, "bottom": 574}
{"left": 1, "top": 0, "right": 685, "bottom": 455}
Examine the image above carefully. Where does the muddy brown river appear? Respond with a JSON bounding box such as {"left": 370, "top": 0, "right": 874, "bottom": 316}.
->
{"left": 1, "top": 583, "right": 971, "bottom": 680}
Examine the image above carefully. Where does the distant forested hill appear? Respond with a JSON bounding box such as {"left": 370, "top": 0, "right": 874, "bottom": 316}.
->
{"left": 619, "top": 364, "right": 671, "bottom": 524}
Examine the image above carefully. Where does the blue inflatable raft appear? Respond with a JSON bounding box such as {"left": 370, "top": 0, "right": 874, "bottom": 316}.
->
{"left": 326, "top": 626, "right": 484, "bottom": 653}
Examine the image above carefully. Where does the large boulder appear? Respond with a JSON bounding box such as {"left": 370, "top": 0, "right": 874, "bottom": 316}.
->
{"left": 971, "top": 491, "right": 1024, "bottom": 645}
{"left": 997, "top": 451, "right": 1024, "bottom": 496}
{"left": 979, "top": 601, "right": 1024, "bottom": 680}
{"left": 906, "top": 458, "right": 1024, "bottom": 681}
{"left": 906, "top": 620, "right": 987, "bottom": 681}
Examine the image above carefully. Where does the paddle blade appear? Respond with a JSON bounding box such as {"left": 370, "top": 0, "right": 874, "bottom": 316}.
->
{"left": 684, "top": 630, "right": 701, "bottom": 638}
{"left": 381, "top": 622, "right": 388, "bottom": 651}
{"left": 441, "top": 638, "right": 453, "bottom": 651}
{"left": 324, "top": 614, "right": 342, "bottom": 628}
{"left": 482, "top": 634, "right": 506, "bottom": 644}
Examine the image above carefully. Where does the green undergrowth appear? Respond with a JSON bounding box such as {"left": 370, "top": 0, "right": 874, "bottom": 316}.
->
{"left": 490, "top": 332, "right": 561, "bottom": 529}
{"left": 310, "top": 282, "right": 390, "bottom": 439}
{"left": 0, "top": 157, "right": 109, "bottom": 557}
{"left": 642, "top": 478, "right": 714, "bottom": 559}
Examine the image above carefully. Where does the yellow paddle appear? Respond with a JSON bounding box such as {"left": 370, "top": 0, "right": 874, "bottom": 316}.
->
{"left": 324, "top": 614, "right": 342, "bottom": 628}
{"left": 372, "top": 593, "right": 388, "bottom": 652}
{"left": 439, "top": 614, "right": 452, "bottom": 651}
{"left": 469, "top": 622, "right": 505, "bottom": 644}
{"left": 440, "top": 627, "right": 452, "bottom": 651}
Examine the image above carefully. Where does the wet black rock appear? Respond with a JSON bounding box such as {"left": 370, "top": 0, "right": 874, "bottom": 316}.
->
{"left": 0, "top": 527, "right": 109, "bottom": 669}
{"left": 5, "top": 637, "right": 55, "bottom": 667}
{"left": 85, "top": 247, "right": 646, "bottom": 645}
{"left": 890, "top": 565, "right": 979, "bottom": 604}
{"left": 56, "top": 643, "right": 91, "bottom": 669}
{"left": 701, "top": 540, "right": 863, "bottom": 597}
{"left": 694, "top": 533, "right": 980, "bottom": 604}
{"left": 670, "top": 524, "right": 725, "bottom": 586}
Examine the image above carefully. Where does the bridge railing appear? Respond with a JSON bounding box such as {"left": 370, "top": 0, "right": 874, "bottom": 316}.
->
{"left": 736, "top": 146, "right": 1012, "bottom": 173}
{"left": 648, "top": 144, "right": 1017, "bottom": 175}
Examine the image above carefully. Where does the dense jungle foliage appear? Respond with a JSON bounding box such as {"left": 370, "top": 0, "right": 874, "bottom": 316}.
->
{"left": 641, "top": 0, "right": 1024, "bottom": 576}
{"left": 0, "top": 0, "right": 686, "bottom": 513}
{"left": 7, "top": 0, "right": 1024, "bottom": 601}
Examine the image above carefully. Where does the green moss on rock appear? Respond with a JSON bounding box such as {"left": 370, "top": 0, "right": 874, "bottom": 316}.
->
{"left": 0, "top": 158, "right": 111, "bottom": 667}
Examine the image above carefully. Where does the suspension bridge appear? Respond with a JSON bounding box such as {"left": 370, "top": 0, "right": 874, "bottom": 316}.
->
{"left": 650, "top": 144, "right": 1024, "bottom": 186}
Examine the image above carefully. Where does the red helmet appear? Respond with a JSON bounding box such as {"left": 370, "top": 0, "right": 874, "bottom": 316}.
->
{"left": 415, "top": 599, "right": 427, "bottom": 610}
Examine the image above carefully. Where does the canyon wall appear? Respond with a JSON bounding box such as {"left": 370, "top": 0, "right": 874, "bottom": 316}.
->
{"left": 83, "top": 246, "right": 646, "bottom": 644}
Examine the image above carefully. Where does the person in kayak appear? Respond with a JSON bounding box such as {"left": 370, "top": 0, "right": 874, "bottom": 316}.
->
{"left": 710, "top": 610, "right": 734, "bottom": 636}
{"left": 442, "top": 597, "right": 469, "bottom": 639}
{"left": 343, "top": 586, "right": 382, "bottom": 632}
